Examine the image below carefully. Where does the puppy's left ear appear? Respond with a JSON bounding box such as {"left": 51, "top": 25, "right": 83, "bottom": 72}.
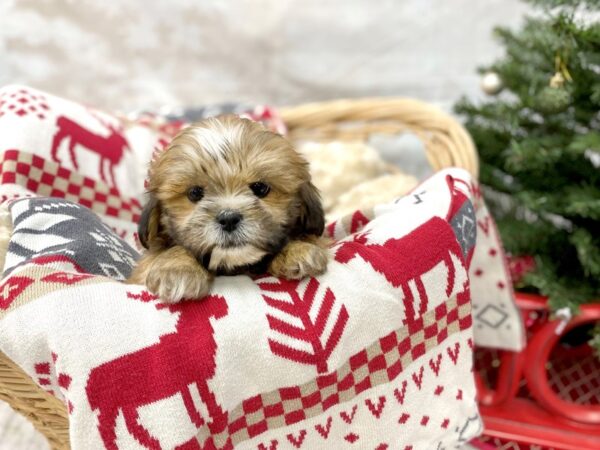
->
{"left": 296, "top": 181, "right": 325, "bottom": 236}
{"left": 138, "top": 195, "right": 164, "bottom": 249}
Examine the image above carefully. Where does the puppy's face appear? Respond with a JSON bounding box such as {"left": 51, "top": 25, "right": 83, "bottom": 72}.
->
{"left": 139, "top": 115, "right": 324, "bottom": 273}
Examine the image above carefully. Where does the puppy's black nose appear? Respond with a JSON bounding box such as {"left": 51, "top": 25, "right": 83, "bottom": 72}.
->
{"left": 217, "top": 210, "right": 242, "bottom": 232}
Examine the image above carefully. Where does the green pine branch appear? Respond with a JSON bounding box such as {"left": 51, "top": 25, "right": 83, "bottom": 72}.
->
{"left": 569, "top": 228, "right": 600, "bottom": 277}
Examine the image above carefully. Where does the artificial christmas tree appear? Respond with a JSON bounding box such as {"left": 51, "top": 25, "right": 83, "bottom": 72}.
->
{"left": 455, "top": 0, "right": 600, "bottom": 355}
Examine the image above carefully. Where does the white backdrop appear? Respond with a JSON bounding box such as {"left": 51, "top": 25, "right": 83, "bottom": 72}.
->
{"left": 1, "top": 0, "right": 528, "bottom": 113}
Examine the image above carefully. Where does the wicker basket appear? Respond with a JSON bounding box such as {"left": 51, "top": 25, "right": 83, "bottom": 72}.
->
{"left": 0, "top": 97, "right": 477, "bottom": 450}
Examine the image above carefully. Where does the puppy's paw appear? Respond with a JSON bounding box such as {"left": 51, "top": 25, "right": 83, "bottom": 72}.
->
{"left": 147, "top": 265, "right": 212, "bottom": 303}
{"left": 269, "top": 240, "right": 329, "bottom": 280}
{"left": 129, "top": 246, "right": 213, "bottom": 303}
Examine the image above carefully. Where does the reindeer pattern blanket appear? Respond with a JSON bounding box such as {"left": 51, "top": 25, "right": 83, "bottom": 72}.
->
{"left": 0, "top": 85, "right": 487, "bottom": 449}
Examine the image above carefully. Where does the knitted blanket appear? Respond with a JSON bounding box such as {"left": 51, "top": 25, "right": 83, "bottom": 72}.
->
{"left": 0, "top": 85, "right": 486, "bottom": 449}
{"left": 0, "top": 84, "right": 524, "bottom": 353}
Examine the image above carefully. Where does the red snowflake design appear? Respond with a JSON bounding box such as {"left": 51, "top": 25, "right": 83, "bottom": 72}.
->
{"left": 257, "top": 276, "right": 349, "bottom": 374}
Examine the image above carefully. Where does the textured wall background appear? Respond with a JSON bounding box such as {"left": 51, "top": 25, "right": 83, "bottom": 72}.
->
{"left": 0, "top": 1, "right": 529, "bottom": 448}
{"left": 1, "top": 0, "right": 528, "bottom": 113}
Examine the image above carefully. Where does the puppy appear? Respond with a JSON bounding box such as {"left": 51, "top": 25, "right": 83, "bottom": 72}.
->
{"left": 127, "top": 115, "right": 329, "bottom": 302}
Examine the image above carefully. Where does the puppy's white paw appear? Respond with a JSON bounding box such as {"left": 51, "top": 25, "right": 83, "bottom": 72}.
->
{"left": 269, "top": 240, "right": 329, "bottom": 280}
{"left": 126, "top": 245, "right": 214, "bottom": 303}
{"left": 146, "top": 266, "right": 212, "bottom": 303}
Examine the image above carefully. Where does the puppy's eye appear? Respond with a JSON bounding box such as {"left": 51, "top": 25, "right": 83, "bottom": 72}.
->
{"left": 187, "top": 186, "right": 204, "bottom": 202}
{"left": 250, "top": 182, "right": 270, "bottom": 198}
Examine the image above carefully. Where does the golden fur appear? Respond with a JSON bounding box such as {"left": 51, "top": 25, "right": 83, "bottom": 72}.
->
{"left": 127, "top": 115, "right": 329, "bottom": 302}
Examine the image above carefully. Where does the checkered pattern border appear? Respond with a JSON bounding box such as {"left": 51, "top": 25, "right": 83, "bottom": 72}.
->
{"left": 207, "top": 287, "right": 472, "bottom": 447}
{"left": 0, "top": 149, "right": 141, "bottom": 223}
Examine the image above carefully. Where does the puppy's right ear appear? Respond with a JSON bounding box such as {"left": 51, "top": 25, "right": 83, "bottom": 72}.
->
{"left": 296, "top": 181, "right": 325, "bottom": 237}
{"left": 138, "top": 195, "right": 163, "bottom": 249}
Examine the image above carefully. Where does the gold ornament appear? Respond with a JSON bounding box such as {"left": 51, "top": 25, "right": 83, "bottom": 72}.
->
{"left": 550, "top": 72, "right": 565, "bottom": 88}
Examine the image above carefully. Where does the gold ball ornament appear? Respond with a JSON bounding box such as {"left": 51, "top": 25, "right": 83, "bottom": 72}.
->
{"left": 481, "top": 71, "right": 504, "bottom": 95}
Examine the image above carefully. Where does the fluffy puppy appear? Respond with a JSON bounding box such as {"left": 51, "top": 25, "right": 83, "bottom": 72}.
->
{"left": 127, "top": 115, "right": 329, "bottom": 302}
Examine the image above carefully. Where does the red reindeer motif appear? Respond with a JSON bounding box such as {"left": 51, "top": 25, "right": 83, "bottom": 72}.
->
{"left": 51, "top": 114, "right": 129, "bottom": 187}
{"left": 86, "top": 292, "right": 229, "bottom": 450}
{"left": 334, "top": 217, "right": 463, "bottom": 324}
